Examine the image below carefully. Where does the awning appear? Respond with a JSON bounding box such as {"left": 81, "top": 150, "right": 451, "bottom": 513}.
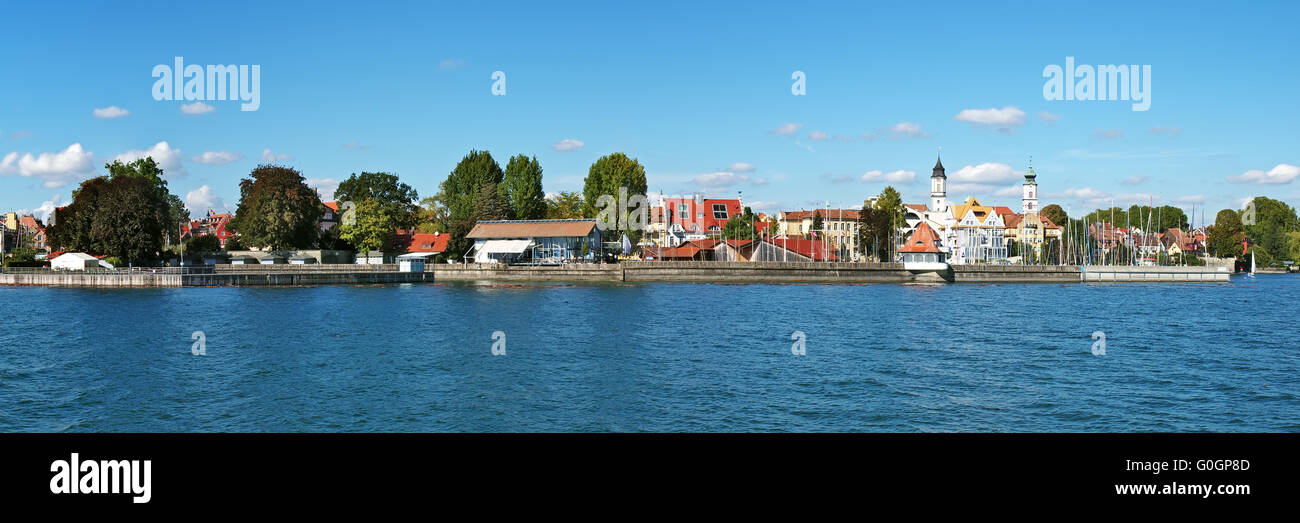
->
{"left": 397, "top": 252, "right": 439, "bottom": 259}
{"left": 477, "top": 239, "right": 533, "bottom": 255}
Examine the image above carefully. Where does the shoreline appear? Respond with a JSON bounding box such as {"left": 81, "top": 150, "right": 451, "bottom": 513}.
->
{"left": 0, "top": 262, "right": 1245, "bottom": 287}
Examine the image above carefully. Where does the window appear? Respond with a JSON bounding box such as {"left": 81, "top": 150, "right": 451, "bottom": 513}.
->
{"left": 677, "top": 204, "right": 689, "bottom": 220}
{"left": 712, "top": 204, "right": 729, "bottom": 220}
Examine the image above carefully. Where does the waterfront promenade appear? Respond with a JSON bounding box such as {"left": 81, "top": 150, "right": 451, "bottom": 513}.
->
{"left": 0, "top": 262, "right": 1237, "bottom": 287}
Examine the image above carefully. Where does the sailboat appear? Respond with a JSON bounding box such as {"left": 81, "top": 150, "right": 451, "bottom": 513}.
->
{"left": 1249, "top": 251, "right": 1256, "bottom": 276}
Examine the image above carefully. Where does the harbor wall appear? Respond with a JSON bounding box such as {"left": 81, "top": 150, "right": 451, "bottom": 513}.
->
{"left": 1081, "top": 265, "right": 1232, "bottom": 282}
{"left": 3, "top": 263, "right": 1241, "bottom": 287}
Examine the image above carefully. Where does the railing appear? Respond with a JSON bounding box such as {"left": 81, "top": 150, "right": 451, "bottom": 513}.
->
{"left": 0, "top": 266, "right": 214, "bottom": 275}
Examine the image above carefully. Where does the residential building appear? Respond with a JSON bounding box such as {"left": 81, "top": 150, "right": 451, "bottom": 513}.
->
{"left": 465, "top": 219, "right": 601, "bottom": 264}
{"left": 648, "top": 195, "right": 743, "bottom": 247}
{"left": 181, "top": 211, "right": 234, "bottom": 248}
{"left": 944, "top": 197, "right": 1008, "bottom": 264}
{"left": 776, "top": 209, "right": 861, "bottom": 260}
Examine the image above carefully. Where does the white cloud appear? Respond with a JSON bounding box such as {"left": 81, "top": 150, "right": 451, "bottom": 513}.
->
{"left": 693, "top": 171, "right": 749, "bottom": 188}
{"left": 261, "top": 148, "right": 293, "bottom": 162}
{"left": 184, "top": 185, "right": 226, "bottom": 218}
{"left": 114, "top": 141, "right": 185, "bottom": 178}
{"left": 438, "top": 58, "right": 465, "bottom": 70}
{"left": 889, "top": 122, "right": 928, "bottom": 138}
{"left": 551, "top": 138, "right": 584, "bottom": 152}
{"left": 954, "top": 106, "right": 1026, "bottom": 127}
{"left": 949, "top": 162, "right": 1019, "bottom": 183}
{"left": 725, "top": 162, "right": 756, "bottom": 173}
{"left": 769, "top": 123, "right": 803, "bottom": 136}
{"left": 307, "top": 178, "right": 340, "bottom": 200}
{"left": 191, "top": 151, "right": 243, "bottom": 165}
{"left": 1226, "top": 164, "right": 1299, "bottom": 185}
{"left": 0, "top": 143, "right": 97, "bottom": 188}
{"left": 93, "top": 106, "right": 130, "bottom": 119}
{"left": 180, "top": 102, "right": 215, "bottom": 115}
{"left": 808, "top": 130, "right": 829, "bottom": 141}
{"left": 1120, "top": 175, "right": 1148, "bottom": 185}
{"left": 1037, "top": 111, "right": 1061, "bottom": 123}
{"left": 860, "top": 169, "right": 917, "bottom": 183}
{"left": 16, "top": 194, "right": 64, "bottom": 222}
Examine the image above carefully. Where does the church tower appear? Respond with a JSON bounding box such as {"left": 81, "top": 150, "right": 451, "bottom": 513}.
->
{"left": 1021, "top": 161, "right": 1038, "bottom": 215}
{"left": 929, "top": 153, "right": 948, "bottom": 212}
{"left": 1021, "top": 159, "right": 1041, "bottom": 259}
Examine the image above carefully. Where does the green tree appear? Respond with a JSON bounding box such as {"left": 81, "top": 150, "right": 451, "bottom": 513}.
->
{"left": 440, "top": 150, "right": 504, "bottom": 258}
{"left": 103, "top": 157, "right": 188, "bottom": 245}
{"left": 1040, "top": 204, "right": 1068, "bottom": 227}
{"left": 1284, "top": 231, "right": 1300, "bottom": 264}
{"left": 545, "top": 191, "right": 585, "bottom": 219}
{"left": 92, "top": 175, "right": 169, "bottom": 263}
{"left": 339, "top": 198, "right": 399, "bottom": 253}
{"left": 227, "top": 165, "right": 323, "bottom": 250}
{"left": 183, "top": 233, "right": 222, "bottom": 253}
{"left": 474, "top": 182, "right": 513, "bottom": 221}
{"left": 721, "top": 207, "right": 758, "bottom": 240}
{"left": 416, "top": 193, "right": 449, "bottom": 233}
{"left": 503, "top": 154, "right": 546, "bottom": 220}
{"left": 1243, "top": 196, "right": 1299, "bottom": 264}
{"left": 811, "top": 210, "right": 824, "bottom": 237}
{"left": 1206, "top": 209, "right": 1245, "bottom": 258}
{"left": 855, "top": 187, "right": 905, "bottom": 262}
{"left": 333, "top": 171, "right": 419, "bottom": 230}
{"left": 581, "top": 153, "right": 648, "bottom": 245}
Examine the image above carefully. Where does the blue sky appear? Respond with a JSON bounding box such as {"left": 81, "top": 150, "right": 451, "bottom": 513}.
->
{"left": 2, "top": 0, "right": 1297, "bottom": 223}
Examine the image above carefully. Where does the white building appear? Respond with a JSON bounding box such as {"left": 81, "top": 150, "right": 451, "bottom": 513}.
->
{"left": 50, "top": 252, "right": 103, "bottom": 271}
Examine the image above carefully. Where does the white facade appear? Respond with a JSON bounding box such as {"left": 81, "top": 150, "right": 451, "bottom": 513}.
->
{"left": 50, "top": 252, "right": 99, "bottom": 271}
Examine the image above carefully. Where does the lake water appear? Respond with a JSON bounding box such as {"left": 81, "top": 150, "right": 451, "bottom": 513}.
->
{"left": 1, "top": 276, "right": 1297, "bottom": 432}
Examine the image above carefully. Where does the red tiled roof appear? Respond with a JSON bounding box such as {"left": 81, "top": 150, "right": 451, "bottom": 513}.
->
{"left": 782, "top": 209, "right": 861, "bottom": 221}
{"left": 761, "top": 237, "right": 839, "bottom": 261}
{"left": 467, "top": 220, "right": 598, "bottom": 239}
{"left": 323, "top": 201, "right": 340, "bottom": 212}
{"left": 993, "top": 206, "right": 1015, "bottom": 216}
{"left": 900, "top": 222, "right": 943, "bottom": 253}
{"left": 647, "top": 246, "right": 702, "bottom": 259}
{"left": 399, "top": 231, "right": 449, "bottom": 253}
{"left": 905, "top": 204, "right": 928, "bottom": 211}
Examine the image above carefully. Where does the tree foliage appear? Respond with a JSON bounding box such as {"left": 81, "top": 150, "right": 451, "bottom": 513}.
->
{"left": 183, "top": 233, "right": 222, "bottom": 253}
{"left": 227, "top": 165, "right": 323, "bottom": 250}
{"left": 339, "top": 198, "right": 399, "bottom": 253}
{"left": 856, "top": 187, "right": 905, "bottom": 262}
{"left": 581, "top": 153, "right": 648, "bottom": 245}
{"left": 721, "top": 207, "right": 758, "bottom": 240}
{"left": 1206, "top": 209, "right": 1245, "bottom": 258}
{"left": 333, "top": 171, "right": 419, "bottom": 230}
{"left": 545, "top": 191, "right": 585, "bottom": 219}
{"left": 45, "top": 158, "right": 178, "bottom": 263}
{"left": 1040, "top": 204, "right": 1068, "bottom": 227}
{"left": 440, "top": 150, "right": 505, "bottom": 258}
{"left": 1242, "top": 196, "right": 1299, "bottom": 264}
{"left": 333, "top": 171, "right": 418, "bottom": 251}
{"left": 503, "top": 154, "right": 546, "bottom": 220}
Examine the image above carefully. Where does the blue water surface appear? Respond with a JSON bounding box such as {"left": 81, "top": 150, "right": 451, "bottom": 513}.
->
{"left": 0, "top": 276, "right": 1296, "bottom": 432}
